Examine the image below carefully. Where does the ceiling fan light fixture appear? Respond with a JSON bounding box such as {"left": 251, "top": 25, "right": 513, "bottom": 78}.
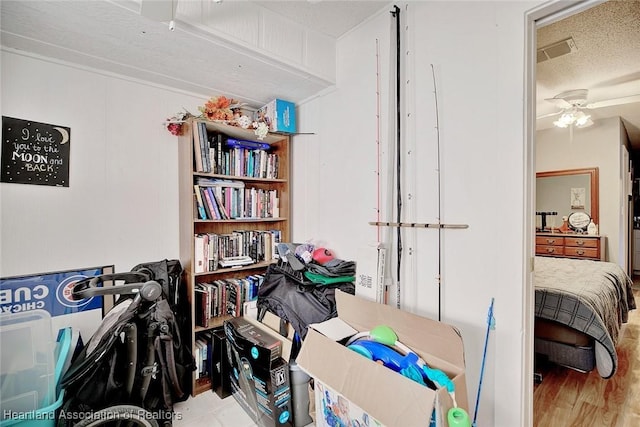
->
{"left": 576, "top": 117, "right": 593, "bottom": 128}
{"left": 552, "top": 109, "right": 593, "bottom": 129}
{"left": 553, "top": 112, "right": 573, "bottom": 128}
{"left": 575, "top": 111, "right": 592, "bottom": 127}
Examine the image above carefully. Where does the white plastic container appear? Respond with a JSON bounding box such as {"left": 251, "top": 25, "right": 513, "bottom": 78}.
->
{"left": 0, "top": 310, "right": 55, "bottom": 421}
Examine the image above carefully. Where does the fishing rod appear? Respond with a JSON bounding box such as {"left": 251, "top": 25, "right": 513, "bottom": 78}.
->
{"left": 431, "top": 63, "right": 443, "bottom": 321}
{"left": 391, "top": 4, "right": 402, "bottom": 309}
{"left": 473, "top": 298, "right": 496, "bottom": 427}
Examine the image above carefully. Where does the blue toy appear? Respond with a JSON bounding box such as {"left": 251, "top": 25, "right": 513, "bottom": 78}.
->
{"left": 348, "top": 339, "right": 437, "bottom": 389}
{"left": 346, "top": 325, "right": 470, "bottom": 427}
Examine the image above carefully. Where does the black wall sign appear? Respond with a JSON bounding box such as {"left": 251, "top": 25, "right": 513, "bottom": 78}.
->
{"left": 1, "top": 116, "right": 70, "bottom": 187}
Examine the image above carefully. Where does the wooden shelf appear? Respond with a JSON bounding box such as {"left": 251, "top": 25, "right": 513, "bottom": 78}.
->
{"left": 178, "top": 118, "right": 291, "bottom": 397}
{"left": 193, "top": 261, "right": 276, "bottom": 277}
{"left": 194, "top": 218, "right": 287, "bottom": 224}
{"left": 194, "top": 377, "right": 213, "bottom": 395}
{"left": 193, "top": 171, "right": 286, "bottom": 183}
{"left": 194, "top": 315, "right": 232, "bottom": 333}
{"left": 200, "top": 120, "right": 284, "bottom": 145}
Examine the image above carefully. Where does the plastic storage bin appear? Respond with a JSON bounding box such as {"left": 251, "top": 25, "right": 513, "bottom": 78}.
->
{"left": 0, "top": 311, "right": 71, "bottom": 427}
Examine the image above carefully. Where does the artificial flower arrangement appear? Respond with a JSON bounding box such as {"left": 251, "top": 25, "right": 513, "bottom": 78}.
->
{"left": 165, "top": 110, "right": 193, "bottom": 136}
{"left": 165, "top": 95, "right": 270, "bottom": 140}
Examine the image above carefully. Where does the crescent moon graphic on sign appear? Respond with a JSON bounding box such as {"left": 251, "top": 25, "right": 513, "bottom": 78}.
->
{"left": 53, "top": 127, "right": 69, "bottom": 144}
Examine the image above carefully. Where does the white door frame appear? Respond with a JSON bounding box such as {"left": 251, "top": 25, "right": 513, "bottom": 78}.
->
{"left": 523, "top": 1, "right": 605, "bottom": 425}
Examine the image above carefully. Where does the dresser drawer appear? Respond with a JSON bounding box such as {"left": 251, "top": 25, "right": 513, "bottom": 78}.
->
{"left": 564, "top": 246, "right": 599, "bottom": 259}
{"left": 565, "top": 237, "right": 599, "bottom": 248}
{"left": 536, "top": 236, "right": 565, "bottom": 246}
{"left": 536, "top": 245, "right": 565, "bottom": 256}
{"left": 536, "top": 233, "right": 605, "bottom": 261}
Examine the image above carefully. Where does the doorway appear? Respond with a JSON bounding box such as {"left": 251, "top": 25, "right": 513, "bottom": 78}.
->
{"left": 525, "top": 0, "right": 636, "bottom": 425}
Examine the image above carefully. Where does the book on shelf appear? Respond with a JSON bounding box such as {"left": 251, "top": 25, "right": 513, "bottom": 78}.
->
{"left": 194, "top": 234, "right": 207, "bottom": 273}
{"left": 210, "top": 283, "right": 220, "bottom": 317}
{"left": 207, "top": 234, "right": 219, "bottom": 271}
{"left": 198, "top": 187, "right": 214, "bottom": 220}
{"left": 245, "top": 274, "right": 263, "bottom": 302}
{"left": 270, "top": 229, "right": 281, "bottom": 259}
{"left": 207, "top": 132, "right": 219, "bottom": 173}
{"left": 198, "top": 121, "right": 211, "bottom": 173}
{"left": 225, "top": 279, "right": 242, "bottom": 317}
{"left": 205, "top": 187, "right": 222, "bottom": 220}
{"left": 192, "top": 121, "right": 204, "bottom": 172}
{"left": 194, "top": 340, "right": 202, "bottom": 376}
{"left": 193, "top": 185, "right": 207, "bottom": 220}
{"left": 226, "top": 138, "right": 271, "bottom": 151}
{"left": 219, "top": 255, "right": 254, "bottom": 268}
{"left": 202, "top": 283, "right": 218, "bottom": 320}
{"left": 194, "top": 283, "right": 209, "bottom": 327}
{"left": 272, "top": 191, "right": 280, "bottom": 218}
{"left": 196, "top": 177, "right": 245, "bottom": 188}
{"left": 195, "top": 337, "right": 211, "bottom": 378}
{"left": 216, "top": 132, "right": 223, "bottom": 175}
{"left": 215, "top": 280, "right": 227, "bottom": 317}
{"left": 199, "top": 186, "right": 217, "bottom": 220}
{"left": 200, "top": 331, "right": 215, "bottom": 377}
{"left": 263, "top": 232, "right": 272, "bottom": 261}
{"left": 212, "top": 189, "right": 230, "bottom": 220}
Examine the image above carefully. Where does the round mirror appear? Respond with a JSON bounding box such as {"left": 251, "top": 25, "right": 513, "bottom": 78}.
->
{"left": 568, "top": 212, "right": 591, "bottom": 232}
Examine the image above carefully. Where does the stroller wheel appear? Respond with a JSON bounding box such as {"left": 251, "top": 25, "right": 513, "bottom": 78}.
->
{"left": 73, "top": 405, "right": 160, "bottom": 427}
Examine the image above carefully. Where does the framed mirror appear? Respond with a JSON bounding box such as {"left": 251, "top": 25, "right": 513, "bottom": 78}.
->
{"left": 536, "top": 167, "right": 599, "bottom": 230}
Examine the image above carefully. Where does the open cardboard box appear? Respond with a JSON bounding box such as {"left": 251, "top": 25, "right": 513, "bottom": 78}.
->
{"left": 244, "top": 311, "right": 294, "bottom": 360}
{"left": 296, "top": 290, "right": 468, "bottom": 427}
{"left": 242, "top": 313, "right": 314, "bottom": 427}
{"left": 224, "top": 317, "right": 293, "bottom": 427}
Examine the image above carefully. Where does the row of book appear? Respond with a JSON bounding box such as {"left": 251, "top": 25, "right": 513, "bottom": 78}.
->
{"left": 220, "top": 145, "right": 280, "bottom": 179}
{"left": 193, "top": 121, "right": 279, "bottom": 178}
{"left": 194, "top": 331, "right": 213, "bottom": 380}
{"left": 194, "top": 180, "right": 280, "bottom": 220}
{"left": 194, "top": 275, "right": 264, "bottom": 329}
{"left": 194, "top": 230, "right": 281, "bottom": 273}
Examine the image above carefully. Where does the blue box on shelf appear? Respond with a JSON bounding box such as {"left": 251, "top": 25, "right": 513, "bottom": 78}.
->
{"left": 257, "top": 99, "right": 296, "bottom": 134}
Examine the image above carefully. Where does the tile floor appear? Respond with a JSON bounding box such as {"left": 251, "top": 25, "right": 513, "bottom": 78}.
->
{"left": 173, "top": 391, "right": 256, "bottom": 427}
{"left": 173, "top": 391, "right": 315, "bottom": 427}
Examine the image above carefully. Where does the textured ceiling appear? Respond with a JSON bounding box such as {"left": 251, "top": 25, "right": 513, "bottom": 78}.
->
{"left": 536, "top": 0, "right": 640, "bottom": 148}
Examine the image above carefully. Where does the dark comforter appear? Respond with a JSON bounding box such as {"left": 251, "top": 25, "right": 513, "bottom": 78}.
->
{"left": 534, "top": 256, "right": 636, "bottom": 378}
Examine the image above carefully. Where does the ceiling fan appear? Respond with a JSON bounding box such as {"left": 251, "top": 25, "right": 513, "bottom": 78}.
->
{"left": 537, "top": 88, "right": 640, "bottom": 128}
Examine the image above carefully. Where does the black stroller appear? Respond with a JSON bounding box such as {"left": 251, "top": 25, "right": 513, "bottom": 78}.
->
{"left": 57, "top": 260, "right": 194, "bottom": 427}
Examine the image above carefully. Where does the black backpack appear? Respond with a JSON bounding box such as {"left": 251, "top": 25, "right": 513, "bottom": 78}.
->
{"left": 256, "top": 262, "right": 355, "bottom": 347}
{"left": 130, "top": 259, "right": 195, "bottom": 401}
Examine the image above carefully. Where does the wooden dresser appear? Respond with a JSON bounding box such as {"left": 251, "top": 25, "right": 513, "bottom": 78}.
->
{"left": 535, "top": 232, "right": 605, "bottom": 261}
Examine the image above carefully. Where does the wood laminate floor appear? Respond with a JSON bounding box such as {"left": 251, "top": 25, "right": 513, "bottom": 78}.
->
{"left": 533, "top": 286, "right": 640, "bottom": 427}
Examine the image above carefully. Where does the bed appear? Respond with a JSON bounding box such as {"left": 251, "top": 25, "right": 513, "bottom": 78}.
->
{"left": 533, "top": 256, "right": 636, "bottom": 378}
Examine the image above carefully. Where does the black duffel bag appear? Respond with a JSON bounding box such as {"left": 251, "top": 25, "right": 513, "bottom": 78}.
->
{"left": 256, "top": 262, "right": 355, "bottom": 345}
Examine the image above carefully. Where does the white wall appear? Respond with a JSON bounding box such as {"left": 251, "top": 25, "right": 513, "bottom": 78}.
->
{"left": 536, "top": 117, "right": 626, "bottom": 265}
{"left": 0, "top": 51, "right": 204, "bottom": 277}
{"left": 294, "top": 2, "right": 540, "bottom": 426}
{"left": 2, "top": 1, "right": 546, "bottom": 425}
